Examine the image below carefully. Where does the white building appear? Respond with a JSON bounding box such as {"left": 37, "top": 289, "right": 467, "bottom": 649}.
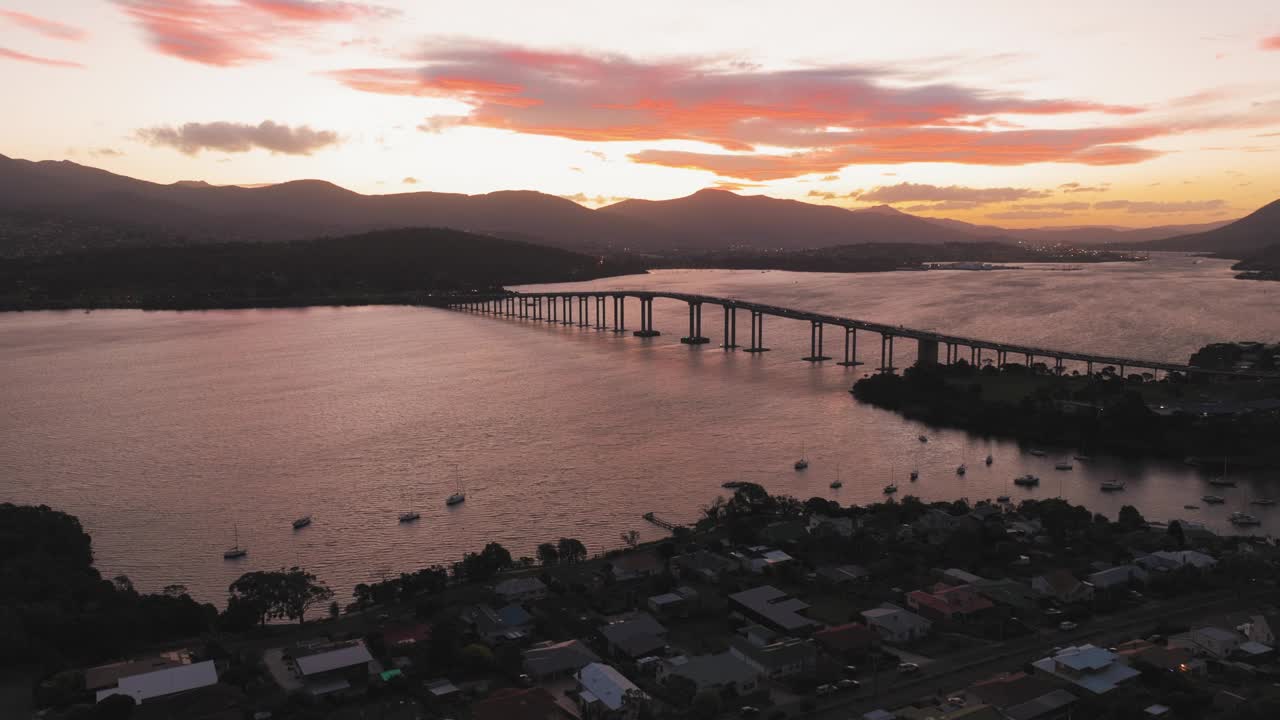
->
{"left": 861, "top": 604, "right": 932, "bottom": 644}
{"left": 576, "top": 662, "right": 645, "bottom": 718}
{"left": 1031, "top": 645, "right": 1139, "bottom": 694}
{"left": 95, "top": 660, "right": 218, "bottom": 704}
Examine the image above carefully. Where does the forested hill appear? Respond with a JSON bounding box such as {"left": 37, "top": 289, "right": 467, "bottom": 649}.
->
{"left": 0, "top": 227, "right": 643, "bottom": 311}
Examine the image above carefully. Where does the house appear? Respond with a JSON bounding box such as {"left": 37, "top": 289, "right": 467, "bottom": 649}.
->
{"left": 576, "top": 663, "right": 645, "bottom": 719}
{"left": 670, "top": 550, "right": 736, "bottom": 582}
{"left": 730, "top": 546, "right": 795, "bottom": 574}
{"left": 729, "top": 585, "right": 818, "bottom": 633}
{"left": 816, "top": 564, "right": 870, "bottom": 585}
{"left": 382, "top": 623, "right": 431, "bottom": 652}
{"left": 1246, "top": 613, "right": 1280, "bottom": 646}
{"left": 611, "top": 551, "right": 664, "bottom": 581}
{"left": 495, "top": 577, "right": 549, "bottom": 603}
{"left": 808, "top": 514, "right": 855, "bottom": 537}
{"left": 1031, "top": 645, "right": 1139, "bottom": 694}
{"left": 464, "top": 604, "right": 533, "bottom": 643}
{"left": 914, "top": 509, "right": 960, "bottom": 544}
{"left": 861, "top": 604, "right": 932, "bottom": 644}
{"left": 813, "top": 622, "right": 877, "bottom": 660}
{"left": 1135, "top": 550, "right": 1217, "bottom": 573}
{"left": 289, "top": 640, "right": 377, "bottom": 697}
{"left": 94, "top": 660, "right": 218, "bottom": 704}
{"left": 729, "top": 633, "right": 817, "bottom": 679}
{"left": 974, "top": 578, "right": 1041, "bottom": 614}
{"left": 659, "top": 652, "right": 761, "bottom": 695}
{"left": 523, "top": 640, "right": 602, "bottom": 679}
{"left": 906, "top": 584, "right": 994, "bottom": 623}
{"left": 647, "top": 586, "right": 698, "bottom": 617}
{"left": 966, "top": 672, "right": 1077, "bottom": 720}
{"left": 1132, "top": 645, "right": 1204, "bottom": 675}
{"left": 1086, "top": 564, "right": 1147, "bottom": 590}
{"left": 473, "top": 687, "right": 576, "bottom": 720}
{"left": 1188, "top": 627, "right": 1243, "bottom": 659}
{"left": 600, "top": 613, "right": 669, "bottom": 659}
{"left": 943, "top": 568, "right": 986, "bottom": 585}
{"left": 1031, "top": 570, "right": 1094, "bottom": 604}
{"left": 760, "top": 519, "right": 809, "bottom": 545}
{"left": 86, "top": 655, "right": 188, "bottom": 696}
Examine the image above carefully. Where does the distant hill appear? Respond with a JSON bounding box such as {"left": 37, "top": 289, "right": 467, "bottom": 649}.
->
{"left": 925, "top": 216, "right": 1232, "bottom": 245}
{"left": 0, "top": 152, "right": 1249, "bottom": 257}
{"left": 0, "top": 154, "right": 661, "bottom": 254}
{"left": 0, "top": 227, "right": 642, "bottom": 311}
{"left": 1141, "top": 199, "right": 1280, "bottom": 257}
{"left": 599, "top": 189, "right": 1001, "bottom": 249}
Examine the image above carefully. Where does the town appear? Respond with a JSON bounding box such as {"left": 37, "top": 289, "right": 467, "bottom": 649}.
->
{"left": 13, "top": 482, "right": 1280, "bottom": 720}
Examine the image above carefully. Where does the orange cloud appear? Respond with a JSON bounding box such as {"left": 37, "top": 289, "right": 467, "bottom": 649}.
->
{"left": 114, "top": 0, "right": 391, "bottom": 66}
{"left": 629, "top": 127, "right": 1162, "bottom": 180}
{"left": 0, "top": 47, "right": 84, "bottom": 69}
{"left": 857, "top": 182, "right": 1050, "bottom": 204}
{"left": 1262, "top": 34, "right": 1280, "bottom": 51}
{"left": 0, "top": 10, "right": 87, "bottom": 41}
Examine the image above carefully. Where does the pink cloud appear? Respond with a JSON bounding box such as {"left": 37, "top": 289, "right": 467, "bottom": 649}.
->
{"left": 857, "top": 182, "right": 1049, "bottom": 204}
{"left": 0, "top": 47, "right": 84, "bottom": 69}
{"left": 0, "top": 10, "right": 87, "bottom": 41}
{"left": 327, "top": 39, "right": 1145, "bottom": 167}
{"left": 113, "top": 0, "right": 392, "bottom": 66}
{"left": 1262, "top": 34, "right": 1280, "bottom": 51}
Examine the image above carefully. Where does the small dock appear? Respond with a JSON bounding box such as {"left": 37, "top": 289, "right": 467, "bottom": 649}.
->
{"left": 643, "top": 512, "right": 682, "bottom": 531}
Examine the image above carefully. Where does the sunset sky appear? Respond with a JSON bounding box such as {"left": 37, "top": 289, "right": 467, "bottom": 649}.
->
{"left": 3, "top": 0, "right": 1280, "bottom": 227}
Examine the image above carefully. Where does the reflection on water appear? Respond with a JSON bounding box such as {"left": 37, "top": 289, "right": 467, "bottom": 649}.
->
{"left": 1, "top": 254, "right": 1277, "bottom": 603}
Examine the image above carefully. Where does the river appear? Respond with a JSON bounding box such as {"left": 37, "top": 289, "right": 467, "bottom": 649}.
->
{"left": 1, "top": 253, "right": 1277, "bottom": 604}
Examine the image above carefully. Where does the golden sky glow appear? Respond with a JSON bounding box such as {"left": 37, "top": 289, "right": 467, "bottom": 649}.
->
{"left": 3, "top": 0, "right": 1280, "bottom": 227}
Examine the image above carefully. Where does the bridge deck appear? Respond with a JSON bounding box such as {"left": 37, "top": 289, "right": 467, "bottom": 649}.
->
{"left": 448, "top": 290, "right": 1278, "bottom": 380}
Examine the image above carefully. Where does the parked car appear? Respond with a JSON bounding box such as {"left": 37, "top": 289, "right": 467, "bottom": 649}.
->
{"left": 739, "top": 707, "right": 760, "bottom": 718}
{"left": 897, "top": 662, "right": 921, "bottom": 674}
{"left": 838, "top": 679, "right": 861, "bottom": 690}
{"left": 1059, "top": 621, "right": 1078, "bottom": 631}
{"left": 816, "top": 684, "right": 836, "bottom": 696}
{"left": 842, "top": 664, "right": 859, "bottom": 676}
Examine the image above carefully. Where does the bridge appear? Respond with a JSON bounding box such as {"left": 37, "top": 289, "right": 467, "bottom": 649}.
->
{"left": 443, "top": 290, "right": 1279, "bottom": 380}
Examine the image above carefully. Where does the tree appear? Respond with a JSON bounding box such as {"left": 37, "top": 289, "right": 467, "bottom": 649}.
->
{"left": 1167, "top": 521, "right": 1186, "bottom": 548}
{"left": 1117, "top": 505, "right": 1146, "bottom": 532}
{"left": 558, "top": 537, "right": 588, "bottom": 564}
{"left": 227, "top": 567, "right": 333, "bottom": 626}
{"left": 537, "top": 542, "right": 560, "bottom": 567}
{"left": 691, "top": 690, "right": 722, "bottom": 719}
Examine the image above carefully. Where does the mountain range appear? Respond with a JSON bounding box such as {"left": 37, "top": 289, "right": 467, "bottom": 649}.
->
{"left": 0, "top": 153, "right": 1267, "bottom": 257}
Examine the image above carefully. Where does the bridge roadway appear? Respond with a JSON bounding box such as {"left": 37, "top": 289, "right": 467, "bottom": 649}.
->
{"left": 445, "top": 290, "right": 1280, "bottom": 380}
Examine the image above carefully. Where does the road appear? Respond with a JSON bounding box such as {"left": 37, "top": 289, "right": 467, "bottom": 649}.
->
{"left": 805, "top": 586, "right": 1278, "bottom": 719}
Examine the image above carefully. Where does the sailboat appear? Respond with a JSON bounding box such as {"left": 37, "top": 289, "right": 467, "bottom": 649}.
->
{"left": 446, "top": 466, "right": 467, "bottom": 506}
{"left": 1054, "top": 458, "right": 1074, "bottom": 471}
{"left": 399, "top": 510, "right": 421, "bottom": 523}
{"left": 1208, "top": 457, "right": 1235, "bottom": 486}
{"left": 292, "top": 515, "right": 312, "bottom": 530}
{"left": 223, "top": 523, "right": 247, "bottom": 559}
{"left": 794, "top": 444, "right": 809, "bottom": 471}
{"left": 910, "top": 469, "right": 919, "bottom": 481}
{"left": 830, "top": 465, "right": 843, "bottom": 489}
{"left": 985, "top": 454, "right": 993, "bottom": 466}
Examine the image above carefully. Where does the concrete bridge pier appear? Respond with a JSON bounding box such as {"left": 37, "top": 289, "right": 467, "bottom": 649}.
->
{"left": 577, "top": 296, "right": 589, "bottom": 327}
{"left": 837, "top": 327, "right": 862, "bottom": 366}
{"left": 594, "top": 296, "right": 607, "bottom": 330}
{"left": 561, "top": 297, "right": 572, "bottom": 325}
{"left": 722, "top": 305, "right": 739, "bottom": 349}
{"left": 802, "top": 321, "right": 831, "bottom": 361}
{"left": 917, "top": 339, "right": 939, "bottom": 368}
{"left": 743, "top": 310, "right": 770, "bottom": 353}
{"left": 611, "top": 295, "right": 627, "bottom": 333}
{"left": 681, "top": 302, "right": 710, "bottom": 344}
{"left": 633, "top": 298, "right": 660, "bottom": 337}
{"left": 879, "top": 334, "right": 895, "bottom": 373}
{"left": 547, "top": 297, "right": 557, "bottom": 323}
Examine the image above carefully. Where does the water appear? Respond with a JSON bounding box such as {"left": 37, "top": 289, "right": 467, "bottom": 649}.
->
{"left": 2, "top": 253, "right": 1277, "bottom": 605}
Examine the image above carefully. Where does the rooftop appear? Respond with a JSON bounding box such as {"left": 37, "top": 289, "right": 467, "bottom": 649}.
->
{"left": 730, "top": 585, "right": 815, "bottom": 631}
{"left": 473, "top": 687, "right": 570, "bottom": 720}
{"left": 95, "top": 660, "right": 218, "bottom": 704}
{"left": 293, "top": 641, "right": 373, "bottom": 677}
{"left": 523, "top": 639, "right": 601, "bottom": 677}
{"left": 663, "top": 652, "right": 759, "bottom": 688}
{"left": 1032, "top": 645, "right": 1139, "bottom": 694}
{"left": 577, "top": 663, "right": 642, "bottom": 711}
